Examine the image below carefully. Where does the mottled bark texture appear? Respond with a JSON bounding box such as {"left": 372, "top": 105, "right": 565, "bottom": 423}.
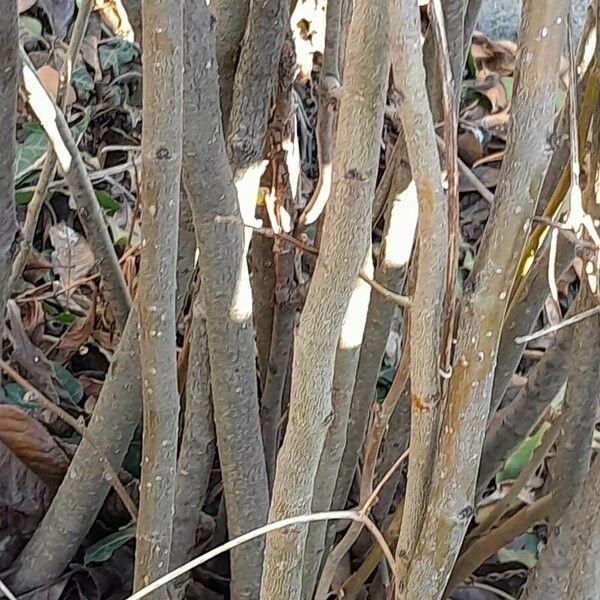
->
{"left": 0, "top": 0, "right": 19, "bottom": 325}
{"left": 521, "top": 457, "right": 600, "bottom": 600}
{"left": 390, "top": 1, "right": 448, "bottom": 590}
{"left": 181, "top": 1, "right": 269, "bottom": 597}
{"left": 259, "top": 31, "right": 299, "bottom": 486}
{"left": 226, "top": 0, "right": 290, "bottom": 228}
{"left": 170, "top": 289, "right": 215, "bottom": 592}
{"left": 490, "top": 234, "right": 573, "bottom": 414}
{"left": 400, "top": 2, "right": 568, "bottom": 597}
{"left": 10, "top": 308, "right": 142, "bottom": 593}
{"left": 133, "top": 0, "right": 183, "bottom": 592}
{"left": 301, "top": 251, "right": 373, "bottom": 599}
{"left": 260, "top": 0, "right": 389, "bottom": 597}
{"left": 479, "top": 317, "right": 573, "bottom": 492}
{"left": 332, "top": 134, "right": 414, "bottom": 515}
{"left": 211, "top": 0, "right": 250, "bottom": 128}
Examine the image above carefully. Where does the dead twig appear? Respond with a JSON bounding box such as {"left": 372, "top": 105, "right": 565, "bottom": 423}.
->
{"left": 10, "top": 1, "right": 95, "bottom": 294}
{"left": 0, "top": 359, "right": 138, "bottom": 521}
{"left": 19, "top": 48, "right": 132, "bottom": 331}
{"left": 126, "top": 509, "right": 394, "bottom": 600}
{"left": 514, "top": 303, "right": 600, "bottom": 344}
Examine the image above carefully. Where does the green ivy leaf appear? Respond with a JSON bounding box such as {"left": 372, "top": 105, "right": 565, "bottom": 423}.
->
{"left": 72, "top": 63, "right": 94, "bottom": 93}
{"left": 497, "top": 421, "right": 551, "bottom": 483}
{"left": 16, "top": 126, "right": 48, "bottom": 181}
{"left": 99, "top": 39, "right": 138, "bottom": 77}
{"left": 15, "top": 191, "right": 34, "bottom": 205}
{"left": 51, "top": 363, "right": 83, "bottom": 405}
{"left": 96, "top": 190, "right": 120, "bottom": 215}
{"left": 55, "top": 311, "right": 77, "bottom": 325}
{"left": 84, "top": 527, "right": 136, "bottom": 564}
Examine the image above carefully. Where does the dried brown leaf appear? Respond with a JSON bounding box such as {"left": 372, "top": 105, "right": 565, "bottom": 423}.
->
{"left": 55, "top": 285, "right": 97, "bottom": 363}
{"left": 7, "top": 300, "right": 59, "bottom": 405}
{"left": 0, "top": 440, "right": 48, "bottom": 517}
{"left": 37, "top": 0, "right": 75, "bottom": 40}
{"left": 18, "top": 0, "right": 38, "bottom": 13}
{"left": 36, "top": 64, "right": 77, "bottom": 105}
{"left": 49, "top": 223, "right": 96, "bottom": 288}
{"left": 94, "top": 0, "right": 134, "bottom": 42}
{"left": 0, "top": 405, "right": 70, "bottom": 486}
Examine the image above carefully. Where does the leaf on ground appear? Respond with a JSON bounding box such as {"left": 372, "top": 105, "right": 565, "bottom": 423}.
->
{"left": 0, "top": 405, "right": 70, "bottom": 486}
{"left": 18, "top": 0, "right": 38, "bottom": 13}
{"left": 16, "top": 124, "right": 48, "bottom": 181}
{"left": 84, "top": 526, "right": 136, "bottom": 564}
{"left": 98, "top": 38, "right": 138, "bottom": 77}
{"left": 7, "top": 300, "right": 59, "bottom": 405}
{"left": 36, "top": 64, "right": 77, "bottom": 105}
{"left": 95, "top": 0, "right": 134, "bottom": 42}
{"left": 0, "top": 439, "right": 49, "bottom": 516}
{"left": 49, "top": 222, "right": 96, "bottom": 287}
{"left": 55, "top": 286, "right": 97, "bottom": 363}
{"left": 51, "top": 362, "right": 84, "bottom": 406}
{"left": 37, "top": 0, "right": 75, "bottom": 40}
{"left": 96, "top": 190, "right": 121, "bottom": 215}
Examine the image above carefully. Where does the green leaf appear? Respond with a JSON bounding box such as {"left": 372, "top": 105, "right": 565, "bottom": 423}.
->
{"left": 15, "top": 191, "right": 34, "bottom": 205}
{"left": 55, "top": 311, "right": 77, "bottom": 325}
{"left": 466, "top": 49, "right": 477, "bottom": 79}
{"left": 96, "top": 190, "right": 120, "bottom": 215}
{"left": 497, "top": 547, "right": 537, "bottom": 569}
{"left": 84, "top": 527, "right": 136, "bottom": 564}
{"left": 497, "top": 422, "right": 551, "bottom": 483}
{"left": 16, "top": 127, "right": 48, "bottom": 180}
{"left": 72, "top": 63, "right": 94, "bottom": 93}
{"left": 99, "top": 39, "right": 138, "bottom": 77}
{"left": 1, "top": 383, "right": 26, "bottom": 405}
{"left": 51, "top": 363, "right": 83, "bottom": 405}
{"left": 19, "top": 15, "right": 43, "bottom": 38}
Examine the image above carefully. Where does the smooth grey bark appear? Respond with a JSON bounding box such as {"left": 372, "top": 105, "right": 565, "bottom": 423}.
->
{"left": 260, "top": 0, "right": 389, "bottom": 596}
{"left": 170, "top": 289, "right": 215, "bottom": 592}
{"left": 175, "top": 190, "right": 196, "bottom": 318}
{"left": 401, "top": 2, "right": 568, "bottom": 597}
{"left": 490, "top": 235, "right": 573, "bottom": 414}
{"left": 133, "top": 0, "right": 183, "bottom": 591}
{"left": 521, "top": 455, "right": 600, "bottom": 600}
{"left": 10, "top": 306, "right": 142, "bottom": 593}
{"left": 479, "top": 318, "right": 573, "bottom": 492}
{"left": 301, "top": 251, "right": 373, "bottom": 599}
{"left": 226, "top": 0, "right": 290, "bottom": 229}
{"left": 181, "top": 1, "right": 269, "bottom": 596}
{"left": 211, "top": 0, "right": 251, "bottom": 128}
{"left": 0, "top": 0, "right": 19, "bottom": 322}
{"left": 259, "top": 32, "right": 299, "bottom": 485}
{"left": 390, "top": 0, "right": 449, "bottom": 587}
{"left": 332, "top": 136, "right": 414, "bottom": 514}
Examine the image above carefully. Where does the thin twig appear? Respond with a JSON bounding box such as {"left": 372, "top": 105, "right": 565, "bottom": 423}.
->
{"left": 9, "top": 0, "right": 95, "bottom": 293}
{"left": 20, "top": 48, "right": 132, "bottom": 331}
{"left": 436, "top": 134, "right": 494, "bottom": 203}
{"left": 471, "top": 582, "right": 516, "bottom": 600}
{"left": 363, "top": 447, "right": 410, "bottom": 515}
{"left": 0, "top": 359, "right": 138, "bottom": 521}
{"left": 0, "top": 579, "right": 18, "bottom": 600}
{"left": 514, "top": 303, "right": 600, "bottom": 344}
{"left": 253, "top": 225, "right": 412, "bottom": 307}
{"left": 125, "top": 510, "right": 394, "bottom": 600}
